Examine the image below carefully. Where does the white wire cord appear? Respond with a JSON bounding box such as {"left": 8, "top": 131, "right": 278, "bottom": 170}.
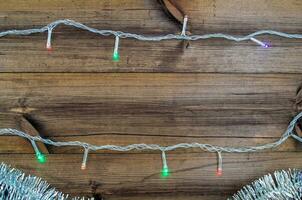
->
{"left": 0, "top": 112, "right": 301, "bottom": 155}
{"left": 0, "top": 112, "right": 301, "bottom": 172}
{"left": 1, "top": 19, "right": 302, "bottom": 171}
{"left": 0, "top": 19, "right": 301, "bottom": 44}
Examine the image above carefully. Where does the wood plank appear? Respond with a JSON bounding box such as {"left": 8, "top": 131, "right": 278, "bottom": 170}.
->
{"left": 296, "top": 85, "right": 302, "bottom": 111}
{"left": 1, "top": 152, "right": 301, "bottom": 197}
{"left": 1, "top": 114, "right": 301, "bottom": 154}
{"left": 1, "top": 119, "right": 301, "bottom": 154}
{"left": 0, "top": 36, "right": 301, "bottom": 73}
{"left": 101, "top": 194, "right": 227, "bottom": 200}
{"left": 19, "top": 117, "right": 49, "bottom": 153}
{"left": 0, "top": 73, "right": 300, "bottom": 138}
{"left": 0, "top": 113, "right": 48, "bottom": 153}
{"left": 0, "top": 0, "right": 301, "bottom": 72}
{"left": 0, "top": 0, "right": 301, "bottom": 32}
{"left": 183, "top": 1, "right": 302, "bottom": 32}
{"left": 0, "top": 1, "right": 301, "bottom": 199}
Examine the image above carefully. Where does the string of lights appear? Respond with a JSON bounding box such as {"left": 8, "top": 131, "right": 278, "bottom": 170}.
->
{"left": 0, "top": 112, "right": 301, "bottom": 178}
{"left": 0, "top": 18, "right": 302, "bottom": 61}
{"left": 1, "top": 18, "right": 302, "bottom": 178}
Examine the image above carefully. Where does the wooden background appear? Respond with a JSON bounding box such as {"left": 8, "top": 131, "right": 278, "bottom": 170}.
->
{"left": 0, "top": 0, "right": 302, "bottom": 199}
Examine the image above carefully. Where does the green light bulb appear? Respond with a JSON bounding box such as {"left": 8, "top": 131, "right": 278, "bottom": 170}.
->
{"left": 161, "top": 166, "right": 170, "bottom": 178}
{"left": 112, "top": 52, "right": 120, "bottom": 62}
{"left": 36, "top": 152, "right": 47, "bottom": 164}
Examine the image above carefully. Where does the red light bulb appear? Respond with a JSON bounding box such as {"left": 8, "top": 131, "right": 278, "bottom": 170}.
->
{"left": 216, "top": 168, "right": 222, "bottom": 176}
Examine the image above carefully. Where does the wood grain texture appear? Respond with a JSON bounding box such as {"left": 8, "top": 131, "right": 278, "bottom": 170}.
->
{"left": 0, "top": 114, "right": 48, "bottom": 153}
{"left": 19, "top": 117, "right": 49, "bottom": 153}
{"left": 0, "top": 0, "right": 302, "bottom": 199}
{"left": 1, "top": 113, "right": 301, "bottom": 154}
{"left": 101, "top": 194, "right": 228, "bottom": 200}
{"left": 1, "top": 0, "right": 301, "bottom": 32}
{"left": 0, "top": 73, "right": 301, "bottom": 138}
{"left": 0, "top": 0, "right": 301, "bottom": 72}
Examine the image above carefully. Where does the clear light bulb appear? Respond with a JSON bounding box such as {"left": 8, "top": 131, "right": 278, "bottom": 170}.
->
{"left": 250, "top": 38, "right": 271, "bottom": 48}
{"left": 81, "top": 163, "right": 86, "bottom": 170}
{"left": 46, "top": 45, "right": 52, "bottom": 52}
{"left": 46, "top": 28, "right": 53, "bottom": 52}
{"left": 81, "top": 148, "right": 89, "bottom": 170}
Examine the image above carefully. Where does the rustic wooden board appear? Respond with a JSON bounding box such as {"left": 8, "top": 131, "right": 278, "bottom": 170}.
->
{"left": 103, "top": 194, "right": 227, "bottom": 200}
{"left": 1, "top": 153, "right": 302, "bottom": 198}
{"left": 0, "top": 0, "right": 301, "bottom": 73}
{"left": 0, "top": 0, "right": 302, "bottom": 199}
{"left": 2, "top": 113, "right": 301, "bottom": 199}
{"left": 0, "top": 73, "right": 301, "bottom": 138}
{"left": 1, "top": 0, "right": 301, "bottom": 32}
{"left": 1, "top": 113, "right": 301, "bottom": 154}
{"left": 0, "top": 113, "right": 48, "bottom": 153}
{"left": 0, "top": 73, "right": 301, "bottom": 198}
{"left": 1, "top": 113, "right": 301, "bottom": 155}
{"left": 0, "top": 36, "right": 301, "bottom": 73}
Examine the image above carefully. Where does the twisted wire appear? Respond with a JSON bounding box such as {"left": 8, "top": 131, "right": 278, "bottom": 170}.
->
{"left": 0, "top": 112, "right": 301, "bottom": 154}
{"left": 0, "top": 19, "right": 302, "bottom": 42}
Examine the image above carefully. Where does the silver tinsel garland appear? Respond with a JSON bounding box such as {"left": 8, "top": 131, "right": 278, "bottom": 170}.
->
{"left": 0, "top": 162, "right": 301, "bottom": 199}
{"left": 230, "top": 169, "right": 302, "bottom": 200}
{"left": 0, "top": 163, "right": 86, "bottom": 200}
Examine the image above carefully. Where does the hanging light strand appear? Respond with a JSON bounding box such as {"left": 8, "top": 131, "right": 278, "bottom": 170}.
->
{"left": 181, "top": 15, "right": 188, "bottom": 36}
{"left": 81, "top": 147, "right": 89, "bottom": 170}
{"left": 46, "top": 27, "right": 53, "bottom": 51}
{"left": 161, "top": 151, "right": 170, "bottom": 178}
{"left": 30, "top": 140, "right": 47, "bottom": 164}
{"left": 0, "top": 19, "right": 301, "bottom": 61}
{"left": 1, "top": 19, "right": 302, "bottom": 41}
{"left": 0, "top": 19, "right": 301, "bottom": 49}
{"left": 216, "top": 151, "right": 223, "bottom": 176}
{"left": 0, "top": 112, "right": 301, "bottom": 176}
{"left": 112, "top": 36, "right": 120, "bottom": 62}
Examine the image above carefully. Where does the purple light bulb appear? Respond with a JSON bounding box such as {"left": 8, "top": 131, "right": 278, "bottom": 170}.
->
{"left": 263, "top": 42, "right": 271, "bottom": 48}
